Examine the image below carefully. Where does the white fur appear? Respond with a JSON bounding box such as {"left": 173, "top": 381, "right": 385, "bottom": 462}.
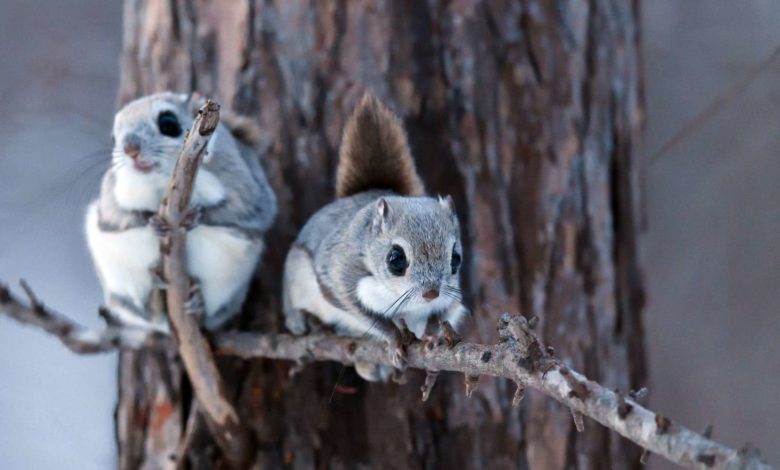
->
{"left": 112, "top": 166, "right": 169, "bottom": 211}
{"left": 444, "top": 303, "right": 469, "bottom": 331}
{"left": 86, "top": 202, "right": 158, "bottom": 307}
{"left": 284, "top": 247, "right": 383, "bottom": 338}
{"left": 112, "top": 165, "right": 227, "bottom": 212}
{"left": 186, "top": 226, "right": 262, "bottom": 316}
{"left": 355, "top": 276, "right": 454, "bottom": 338}
{"left": 106, "top": 300, "right": 169, "bottom": 333}
{"left": 85, "top": 203, "right": 168, "bottom": 331}
{"left": 87, "top": 202, "right": 260, "bottom": 325}
{"left": 190, "top": 168, "right": 227, "bottom": 207}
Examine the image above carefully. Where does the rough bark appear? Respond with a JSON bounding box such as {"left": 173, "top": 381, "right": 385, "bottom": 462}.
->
{"left": 117, "top": 0, "right": 647, "bottom": 468}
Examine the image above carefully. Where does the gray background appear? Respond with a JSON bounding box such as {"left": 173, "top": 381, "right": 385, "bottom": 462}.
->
{"left": 0, "top": 1, "right": 777, "bottom": 468}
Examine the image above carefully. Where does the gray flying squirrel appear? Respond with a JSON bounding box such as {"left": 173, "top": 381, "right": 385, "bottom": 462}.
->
{"left": 283, "top": 94, "right": 468, "bottom": 381}
{"left": 85, "top": 92, "right": 277, "bottom": 331}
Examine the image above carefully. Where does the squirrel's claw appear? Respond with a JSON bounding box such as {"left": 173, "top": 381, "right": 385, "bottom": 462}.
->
{"left": 390, "top": 339, "right": 408, "bottom": 371}
{"left": 421, "top": 321, "right": 462, "bottom": 350}
{"left": 149, "top": 265, "right": 168, "bottom": 289}
{"left": 284, "top": 309, "right": 308, "bottom": 335}
{"left": 181, "top": 206, "right": 202, "bottom": 231}
{"left": 149, "top": 207, "right": 201, "bottom": 236}
{"left": 397, "top": 318, "right": 416, "bottom": 347}
{"left": 184, "top": 281, "right": 206, "bottom": 322}
{"left": 439, "top": 320, "right": 462, "bottom": 349}
{"left": 421, "top": 334, "right": 438, "bottom": 350}
{"left": 149, "top": 215, "right": 172, "bottom": 237}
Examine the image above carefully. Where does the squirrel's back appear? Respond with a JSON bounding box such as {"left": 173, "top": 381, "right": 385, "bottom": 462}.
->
{"left": 335, "top": 94, "right": 425, "bottom": 198}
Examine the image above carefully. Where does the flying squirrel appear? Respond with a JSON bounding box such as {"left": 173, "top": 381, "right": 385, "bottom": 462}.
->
{"left": 85, "top": 92, "right": 277, "bottom": 332}
{"left": 282, "top": 93, "right": 468, "bottom": 381}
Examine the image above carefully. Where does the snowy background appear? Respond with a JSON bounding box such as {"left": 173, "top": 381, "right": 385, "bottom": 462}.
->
{"left": 0, "top": 1, "right": 778, "bottom": 468}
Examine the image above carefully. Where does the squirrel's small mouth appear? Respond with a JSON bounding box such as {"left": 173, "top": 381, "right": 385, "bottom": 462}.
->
{"left": 132, "top": 159, "right": 157, "bottom": 174}
{"left": 422, "top": 289, "right": 440, "bottom": 302}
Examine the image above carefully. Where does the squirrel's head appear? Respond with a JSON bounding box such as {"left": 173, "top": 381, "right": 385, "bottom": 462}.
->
{"left": 111, "top": 92, "right": 196, "bottom": 175}
{"left": 360, "top": 195, "right": 463, "bottom": 316}
{"left": 108, "top": 92, "right": 243, "bottom": 211}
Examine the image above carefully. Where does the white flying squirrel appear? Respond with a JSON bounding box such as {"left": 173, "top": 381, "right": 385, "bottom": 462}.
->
{"left": 283, "top": 94, "right": 468, "bottom": 381}
{"left": 85, "top": 92, "right": 277, "bottom": 331}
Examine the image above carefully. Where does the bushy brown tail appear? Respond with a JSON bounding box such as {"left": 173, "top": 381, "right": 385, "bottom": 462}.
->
{"left": 189, "top": 92, "right": 263, "bottom": 148}
{"left": 336, "top": 93, "right": 425, "bottom": 198}
{"left": 218, "top": 110, "right": 263, "bottom": 149}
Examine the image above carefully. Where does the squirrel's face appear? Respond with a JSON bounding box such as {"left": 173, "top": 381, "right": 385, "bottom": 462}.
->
{"left": 363, "top": 196, "right": 463, "bottom": 315}
{"left": 111, "top": 92, "right": 194, "bottom": 176}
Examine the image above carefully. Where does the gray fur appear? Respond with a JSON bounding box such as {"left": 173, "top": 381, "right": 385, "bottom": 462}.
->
{"left": 195, "top": 128, "right": 277, "bottom": 237}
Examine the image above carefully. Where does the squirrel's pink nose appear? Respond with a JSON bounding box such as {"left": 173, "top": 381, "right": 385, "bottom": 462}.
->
{"left": 422, "top": 289, "right": 439, "bottom": 301}
{"left": 124, "top": 142, "right": 141, "bottom": 159}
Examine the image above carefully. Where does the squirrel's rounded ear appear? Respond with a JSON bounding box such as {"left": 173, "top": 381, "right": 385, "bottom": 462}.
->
{"left": 204, "top": 128, "right": 220, "bottom": 163}
{"left": 439, "top": 195, "right": 458, "bottom": 223}
{"left": 373, "top": 198, "right": 391, "bottom": 233}
{"left": 439, "top": 195, "right": 455, "bottom": 212}
{"left": 187, "top": 91, "right": 206, "bottom": 116}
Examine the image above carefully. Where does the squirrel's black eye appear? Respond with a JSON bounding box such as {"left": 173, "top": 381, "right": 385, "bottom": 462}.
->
{"left": 386, "top": 245, "right": 408, "bottom": 276}
{"left": 157, "top": 111, "right": 182, "bottom": 138}
{"left": 451, "top": 246, "right": 461, "bottom": 275}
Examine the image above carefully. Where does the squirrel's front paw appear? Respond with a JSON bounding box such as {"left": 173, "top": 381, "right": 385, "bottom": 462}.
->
{"left": 184, "top": 281, "right": 206, "bottom": 322}
{"left": 422, "top": 320, "right": 462, "bottom": 350}
{"left": 149, "top": 207, "right": 201, "bottom": 236}
{"left": 149, "top": 264, "right": 168, "bottom": 289}
{"left": 181, "top": 206, "right": 202, "bottom": 231}
{"left": 149, "top": 215, "right": 172, "bottom": 237}
{"left": 439, "top": 320, "right": 462, "bottom": 349}
{"left": 390, "top": 340, "right": 408, "bottom": 371}
{"left": 284, "top": 309, "right": 308, "bottom": 335}
{"left": 355, "top": 362, "right": 393, "bottom": 382}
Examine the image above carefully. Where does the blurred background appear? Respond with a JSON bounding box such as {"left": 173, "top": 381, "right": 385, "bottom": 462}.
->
{"left": 0, "top": 1, "right": 777, "bottom": 468}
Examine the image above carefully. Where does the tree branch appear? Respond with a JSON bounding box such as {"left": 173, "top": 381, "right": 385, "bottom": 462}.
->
{"left": 0, "top": 281, "right": 157, "bottom": 353}
{"left": 0, "top": 285, "right": 772, "bottom": 469}
{"left": 214, "top": 317, "right": 771, "bottom": 470}
{"left": 154, "top": 100, "right": 253, "bottom": 468}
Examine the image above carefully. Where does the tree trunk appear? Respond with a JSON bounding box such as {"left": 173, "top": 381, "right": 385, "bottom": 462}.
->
{"left": 117, "top": 0, "right": 646, "bottom": 468}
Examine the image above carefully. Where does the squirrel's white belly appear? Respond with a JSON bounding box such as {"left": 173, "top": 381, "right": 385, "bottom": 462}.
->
{"left": 87, "top": 203, "right": 261, "bottom": 321}
{"left": 186, "top": 225, "right": 262, "bottom": 317}
{"left": 86, "top": 202, "right": 159, "bottom": 310}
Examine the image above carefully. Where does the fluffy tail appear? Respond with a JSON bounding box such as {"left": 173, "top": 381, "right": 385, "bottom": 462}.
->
{"left": 188, "top": 92, "right": 263, "bottom": 148}
{"left": 336, "top": 93, "right": 425, "bottom": 198}
{"left": 220, "top": 111, "right": 263, "bottom": 148}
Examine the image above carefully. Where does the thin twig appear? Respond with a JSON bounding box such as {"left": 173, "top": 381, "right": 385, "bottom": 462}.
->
{"left": 0, "top": 282, "right": 156, "bottom": 353}
{"left": 175, "top": 401, "right": 206, "bottom": 470}
{"left": 0, "top": 290, "right": 773, "bottom": 469}
{"left": 649, "top": 45, "right": 780, "bottom": 164}
{"left": 156, "top": 100, "right": 252, "bottom": 468}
